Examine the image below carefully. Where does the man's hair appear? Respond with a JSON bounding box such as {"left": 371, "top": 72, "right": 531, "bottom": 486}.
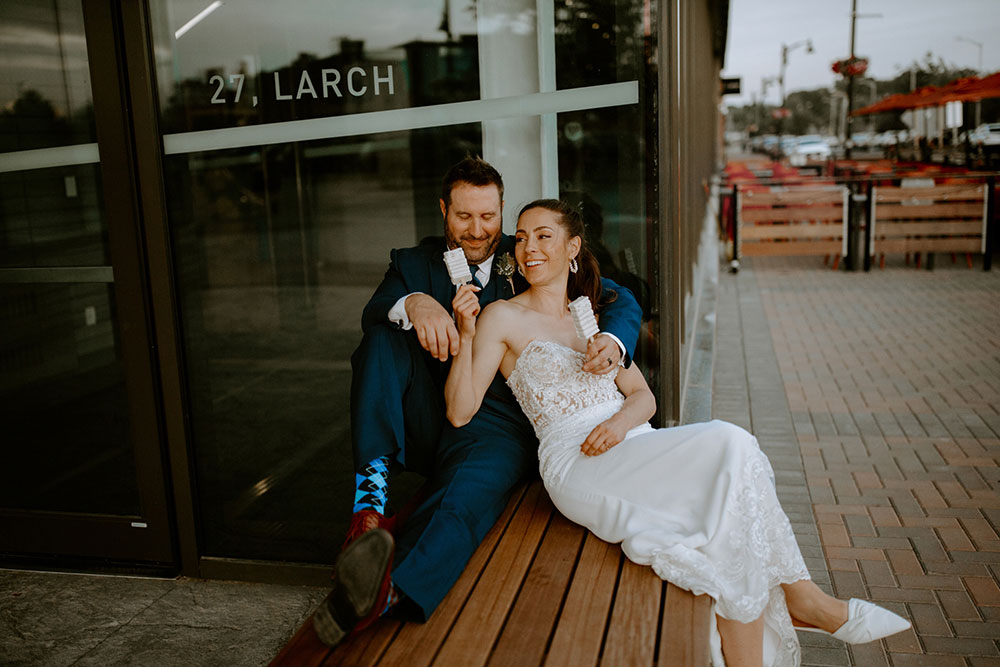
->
{"left": 440, "top": 156, "right": 504, "bottom": 209}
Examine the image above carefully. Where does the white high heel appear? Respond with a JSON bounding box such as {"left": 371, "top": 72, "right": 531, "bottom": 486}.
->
{"left": 796, "top": 598, "right": 911, "bottom": 644}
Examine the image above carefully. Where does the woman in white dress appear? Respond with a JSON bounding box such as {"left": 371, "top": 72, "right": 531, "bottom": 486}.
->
{"left": 444, "top": 199, "right": 910, "bottom": 667}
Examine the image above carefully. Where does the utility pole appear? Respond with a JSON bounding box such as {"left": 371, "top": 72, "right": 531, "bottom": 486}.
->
{"left": 845, "top": 0, "right": 857, "bottom": 158}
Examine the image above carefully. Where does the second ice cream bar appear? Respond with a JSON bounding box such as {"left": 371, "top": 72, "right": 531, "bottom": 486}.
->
{"left": 443, "top": 248, "right": 473, "bottom": 286}
{"left": 568, "top": 296, "right": 599, "bottom": 341}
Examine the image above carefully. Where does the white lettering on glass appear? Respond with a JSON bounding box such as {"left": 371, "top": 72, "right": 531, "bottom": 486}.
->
{"left": 229, "top": 74, "right": 244, "bottom": 102}
{"left": 209, "top": 66, "right": 394, "bottom": 105}
{"left": 347, "top": 67, "right": 367, "bottom": 96}
{"left": 373, "top": 65, "right": 394, "bottom": 96}
{"left": 274, "top": 72, "right": 292, "bottom": 100}
{"left": 322, "top": 69, "right": 343, "bottom": 98}
{"left": 210, "top": 75, "right": 225, "bottom": 104}
{"left": 296, "top": 70, "right": 318, "bottom": 99}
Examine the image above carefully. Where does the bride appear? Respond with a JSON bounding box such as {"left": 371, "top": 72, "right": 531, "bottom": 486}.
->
{"left": 443, "top": 199, "right": 910, "bottom": 666}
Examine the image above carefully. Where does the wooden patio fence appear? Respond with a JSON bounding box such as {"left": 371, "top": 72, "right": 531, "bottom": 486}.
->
{"left": 735, "top": 186, "right": 850, "bottom": 269}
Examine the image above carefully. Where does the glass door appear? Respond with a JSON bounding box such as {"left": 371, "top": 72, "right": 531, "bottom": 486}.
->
{"left": 0, "top": 0, "right": 173, "bottom": 565}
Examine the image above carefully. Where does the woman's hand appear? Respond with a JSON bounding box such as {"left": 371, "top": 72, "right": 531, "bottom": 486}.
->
{"left": 581, "top": 417, "right": 628, "bottom": 456}
{"left": 451, "top": 284, "right": 481, "bottom": 338}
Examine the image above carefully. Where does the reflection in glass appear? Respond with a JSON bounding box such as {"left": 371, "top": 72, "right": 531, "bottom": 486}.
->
{"left": 153, "top": 0, "right": 481, "bottom": 134}
{"left": 0, "top": 166, "right": 109, "bottom": 268}
{"left": 0, "top": 1, "right": 96, "bottom": 151}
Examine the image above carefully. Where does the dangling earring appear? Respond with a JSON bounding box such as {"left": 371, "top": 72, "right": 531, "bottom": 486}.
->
{"left": 517, "top": 264, "right": 525, "bottom": 276}
{"left": 569, "top": 258, "right": 578, "bottom": 273}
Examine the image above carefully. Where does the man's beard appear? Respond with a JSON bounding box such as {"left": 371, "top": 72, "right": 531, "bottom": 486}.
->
{"left": 445, "top": 227, "right": 501, "bottom": 265}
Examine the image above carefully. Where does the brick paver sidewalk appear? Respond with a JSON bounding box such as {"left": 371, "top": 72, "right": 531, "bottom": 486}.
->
{"left": 714, "top": 256, "right": 1000, "bottom": 666}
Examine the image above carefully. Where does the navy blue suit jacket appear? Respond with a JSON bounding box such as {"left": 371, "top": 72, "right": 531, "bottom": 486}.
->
{"left": 362, "top": 234, "right": 641, "bottom": 369}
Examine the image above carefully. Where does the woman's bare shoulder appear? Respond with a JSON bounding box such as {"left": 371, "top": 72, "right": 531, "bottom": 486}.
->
{"left": 478, "top": 298, "right": 529, "bottom": 342}
{"left": 481, "top": 298, "right": 524, "bottom": 318}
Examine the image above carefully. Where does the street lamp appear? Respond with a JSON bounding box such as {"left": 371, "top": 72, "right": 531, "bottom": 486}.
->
{"left": 779, "top": 39, "right": 814, "bottom": 119}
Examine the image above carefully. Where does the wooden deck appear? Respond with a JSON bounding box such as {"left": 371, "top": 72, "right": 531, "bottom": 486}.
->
{"left": 270, "top": 481, "right": 712, "bottom": 667}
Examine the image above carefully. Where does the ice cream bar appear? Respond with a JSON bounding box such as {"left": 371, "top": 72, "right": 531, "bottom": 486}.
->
{"left": 568, "top": 296, "right": 599, "bottom": 341}
{"left": 443, "top": 248, "right": 472, "bottom": 286}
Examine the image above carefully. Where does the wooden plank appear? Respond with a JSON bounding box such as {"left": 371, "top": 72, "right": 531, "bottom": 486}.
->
{"left": 741, "top": 240, "right": 843, "bottom": 257}
{"left": 487, "top": 514, "right": 588, "bottom": 667}
{"left": 268, "top": 613, "right": 334, "bottom": 667}
{"left": 378, "top": 483, "right": 531, "bottom": 667}
{"left": 543, "top": 534, "right": 622, "bottom": 667}
{"left": 740, "top": 189, "right": 844, "bottom": 206}
{"left": 875, "top": 184, "right": 983, "bottom": 202}
{"left": 739, "top": 207, "right": 843, "bottom": 223}
{"left": 872, "top": 238, "right": 982, "bottom": 254}
{"left": 601, "top": 558, "right": 663, "bottom": 666}
{"left": 431, "top": 482, "right": 554, "bottom": 667}
{"left": 658, "top": 584, "right": 712, "bottom": 667}
{"left": 872, "top": 221, "right": 983, "bottom": 236}
{"left": 323, "top": 620, "right": 403, "bottom": 667}
{"left": 873, "top": 203, "right": 983, "bottom": 220}
{"left": 740, "top": 223, "right": 845, "bottom": 240}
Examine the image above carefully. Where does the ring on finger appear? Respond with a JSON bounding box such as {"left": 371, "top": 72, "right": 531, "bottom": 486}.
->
{"left": 606, "top": 357, "right": 613, "bottom": 367}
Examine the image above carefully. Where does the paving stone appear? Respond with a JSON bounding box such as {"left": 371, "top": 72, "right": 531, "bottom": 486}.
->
{"left": 920, "top": 635, "right": 1000, "bottom": 656}
{"left": 889, "top": 655, "right": 965, "bottom": 667}
{"left": 845, "top": 641, "right": 890, "bottom": 666}
{"left": 965, "top": 577, "right": 1000, "bottom": 606}
{"left": 908, "top": 602, "right": 952, "bottom": 636}
{"left": 951, "top": 621, "right": 1000, "bottom": 639}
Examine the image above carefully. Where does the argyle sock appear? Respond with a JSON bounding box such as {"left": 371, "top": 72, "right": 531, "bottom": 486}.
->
{"left": 353, "top": 456, "right": 389, "bottom": 514}
{"left": 381, "top": 583, "right": 400, "bottom": 616}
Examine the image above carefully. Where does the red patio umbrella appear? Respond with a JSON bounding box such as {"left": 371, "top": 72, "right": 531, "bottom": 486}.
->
{"left": 851, "top": 71, "right": 1000, "bottom": 115}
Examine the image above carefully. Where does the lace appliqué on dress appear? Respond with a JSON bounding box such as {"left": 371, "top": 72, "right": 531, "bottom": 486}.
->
{"left": 507, "top": 340, "right": 622, "bottom": 444}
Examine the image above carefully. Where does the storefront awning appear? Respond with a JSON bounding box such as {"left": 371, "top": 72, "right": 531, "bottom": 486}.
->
{"left": 852, "top": 71, "right": 1000, "bottom": 115}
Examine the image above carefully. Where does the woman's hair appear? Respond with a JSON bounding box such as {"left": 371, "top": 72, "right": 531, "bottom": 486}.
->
{"left": 518, "top": 198, "right": 615, "bottom": 313}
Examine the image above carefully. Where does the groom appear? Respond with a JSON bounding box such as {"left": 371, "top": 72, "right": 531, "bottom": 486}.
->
{"left": 314, "top": 156, "right": 642, "bottom": 645}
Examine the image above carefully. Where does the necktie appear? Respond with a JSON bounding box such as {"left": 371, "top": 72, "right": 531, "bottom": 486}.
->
{"left": 469, "top": 264, "right": 483, "bottom": 289}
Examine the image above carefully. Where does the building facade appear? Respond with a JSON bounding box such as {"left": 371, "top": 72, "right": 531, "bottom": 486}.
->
{"left": 0, "top": 0, "right": 728, "bottom": 581}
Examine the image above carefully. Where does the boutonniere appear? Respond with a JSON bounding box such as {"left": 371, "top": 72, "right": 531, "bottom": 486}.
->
{"left": 495, "top": 253, "right": 516, "bottom": 293}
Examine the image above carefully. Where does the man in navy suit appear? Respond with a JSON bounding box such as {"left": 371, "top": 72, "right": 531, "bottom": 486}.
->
{"left": 314, "top": 157, "right": 642, "bottom": 646}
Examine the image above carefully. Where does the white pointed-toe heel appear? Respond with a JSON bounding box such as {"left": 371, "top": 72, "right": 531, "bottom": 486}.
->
{"left": 797, "top": 599, "right": 911, "bottom": 644}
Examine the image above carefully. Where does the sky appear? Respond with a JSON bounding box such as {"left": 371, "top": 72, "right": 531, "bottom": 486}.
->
{"left": 721, "top": 0, "right": 1000, "bottom": 108}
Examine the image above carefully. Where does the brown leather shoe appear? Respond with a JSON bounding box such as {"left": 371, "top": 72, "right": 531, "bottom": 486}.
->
{"left": 313, "top": 528, "right": 394, "bottom": 647}
{"left": 341, "top": 510, "right": 396, "bottom": 551}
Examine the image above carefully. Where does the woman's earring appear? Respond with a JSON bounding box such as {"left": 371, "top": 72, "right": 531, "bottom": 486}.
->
{"left": 569, "top": 258, "right": 579, "bottom": 273}
{"left": 517, "top": 265, "right": 525, "bottom": 276}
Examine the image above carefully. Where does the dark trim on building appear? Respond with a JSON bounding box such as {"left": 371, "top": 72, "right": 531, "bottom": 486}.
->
{"left": 116, "top": 0, "right": 203, "bottom": 578}
{"left": 657, "top": 0, "right": 681, "bottom": 423}
{"left": 198, "top": 557, "right": 331, "bottom": 587}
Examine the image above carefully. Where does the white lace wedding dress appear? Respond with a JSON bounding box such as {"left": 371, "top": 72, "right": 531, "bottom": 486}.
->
{"left": 507, "top": 340, "right": 812, "bottom": 667}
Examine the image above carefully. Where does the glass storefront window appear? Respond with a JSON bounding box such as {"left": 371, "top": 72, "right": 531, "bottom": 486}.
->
{"left": 0, "top": 0, "right": 140, "bottom": 517}
{"left": 150, "top": 0, "right": 655, "bottom": 563}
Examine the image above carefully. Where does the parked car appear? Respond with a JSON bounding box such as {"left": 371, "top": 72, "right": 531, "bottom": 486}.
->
{"left": 967, "top": 123, "right": 1000, "bottom": 148}
{"left": 788, "top": 137, "right": 832, "bottom": 165}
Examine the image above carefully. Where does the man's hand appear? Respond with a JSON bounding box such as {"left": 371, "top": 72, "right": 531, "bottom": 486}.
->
{"left": 580, "top": 417, "right": 627, "bottom": 456}
{"left": 405, "top": 293, "right": 460, "bottom": 361}
{"left": 582, "top": 333, "right": 622, "bottom": 375}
